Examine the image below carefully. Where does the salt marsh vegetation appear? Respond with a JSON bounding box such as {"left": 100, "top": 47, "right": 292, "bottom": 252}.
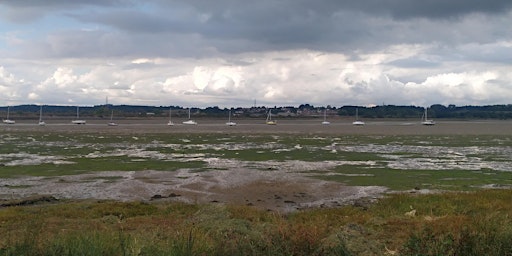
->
{"left": 1, "top": 125, "right": 512, "bottom": 255}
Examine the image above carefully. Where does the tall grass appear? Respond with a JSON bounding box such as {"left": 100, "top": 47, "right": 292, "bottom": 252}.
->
{"left": 1, "top": 190, "right": 511, "bottom": 255}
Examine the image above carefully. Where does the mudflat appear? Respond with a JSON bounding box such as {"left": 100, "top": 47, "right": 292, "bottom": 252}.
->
{"left": 1, "top": 118, "right": 511, "bottom": 212}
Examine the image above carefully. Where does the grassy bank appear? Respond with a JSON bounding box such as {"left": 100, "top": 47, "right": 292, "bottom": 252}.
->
{"left": 1, "top": 189, "right": 511, "bottom": 255}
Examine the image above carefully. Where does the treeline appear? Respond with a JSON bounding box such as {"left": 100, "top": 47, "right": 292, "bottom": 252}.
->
{"left": 2, "top": 104, "right": 512, "bottom": 119}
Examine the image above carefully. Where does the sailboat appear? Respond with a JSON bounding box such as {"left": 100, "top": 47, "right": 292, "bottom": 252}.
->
{"left": 107, "top": 110, "right": 118, "bottom": 126}
{"left": 71, "top": 106, "right": 86, "bottom": 125}
{"left": 226, "top": 109, "right": 237, "bottom": 126}
{"left": 266, "top": 109, "right": 277, "bottom": 125}
{"left": 321, "top": 109, "right": 330, "bottom": 125}
{"left": 421, "top": 108, "right": 435, "bottom": 125}
{"left": 182, "top": 108, "right": 197, "bottom": 125}
{"left": 167, "top": 107, "right": 174, "bottom": 126}
{"left": 352, "top": 108, "right": 365, "bottom": 126}
{"left": 38, "top": 105, "right": 46, "bottom": 126}
{"left": 3, "top": 106, "right": 15, "bottom": 124}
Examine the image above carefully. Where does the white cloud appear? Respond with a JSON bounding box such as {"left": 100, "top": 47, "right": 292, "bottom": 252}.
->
{"left": 1, "top": 44, "right": 511, "bottom": 107}
{"left": 52, "top": 67, "right": 77, "bottom": 88}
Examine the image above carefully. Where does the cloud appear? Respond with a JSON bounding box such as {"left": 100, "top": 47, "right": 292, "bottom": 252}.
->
{"left": 1, "top": 47, "right": 511, "bottom": 107}
{"left": 1, "top": 0, "right": 509, "bottom": 61}
{"left": 0, "top": 0, "right": 132, "bottom": 23}
{"left": 0, "top": 1, "right": 510, "bottom": 107}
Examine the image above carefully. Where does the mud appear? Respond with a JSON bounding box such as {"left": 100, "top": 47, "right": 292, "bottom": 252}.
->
{"left": 1, "top": 119, "right": 511, "bottom": 212}
{"left": 0, "top": 169, "right": 386, "bottom": 213}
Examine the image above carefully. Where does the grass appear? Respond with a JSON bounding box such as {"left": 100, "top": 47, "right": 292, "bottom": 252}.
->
{"left": 1, "top": 131, "right": 512, "bottom": 254}
{"left": 0, "top": 157, "right": 206, "bottom": 178}
{"left": 314, "top": 166, "right": 512, "bottom": 191}
{"left": 0, "top": 190, "right": 511, "bottom": 255}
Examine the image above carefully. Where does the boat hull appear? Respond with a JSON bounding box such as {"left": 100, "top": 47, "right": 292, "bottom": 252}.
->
{"left": 182, "top": 120, "right": 197, "bottom": 125}
{"left": 72, "top": 120, "right": 86, "bottom": 125}
{"left": 421, "top": 120, "right": 436, "bottom": 126}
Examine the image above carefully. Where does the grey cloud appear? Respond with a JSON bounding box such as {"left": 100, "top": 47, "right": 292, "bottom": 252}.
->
{"left": 0, "top": 0, "right": 132, "bottom": 8}
{"left": 163, "top": 0, "right": 512, "bottom": 20}
{"left": 387, "top": 58, "right": 440, "bottom": 68}
{"left": 77, "top": 1, "right": 511, "bottom": 55}
{"left": 342, "top": 0, "right": 512, "bottom": 19}
{"left": 4, "top": 0, "right": 510, "bottom": 59}
{"left": 0, "top": 0, "right": 132, "bottom": 23}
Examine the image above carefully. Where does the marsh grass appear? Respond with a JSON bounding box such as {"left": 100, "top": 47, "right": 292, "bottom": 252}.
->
{"left": 2, "top": 132, "right": 511, "bottom": 193}
{"left": 1, "top": 131, "right": 512, "bottom": 255}
{"left": 316, "top": 166, "right": 512, "bottom": 191}
{"left": 1, "top": 190, "right": 511, "bottom": 255}
{"left": 0, "top": 156, "right": 206, "bottom": 178}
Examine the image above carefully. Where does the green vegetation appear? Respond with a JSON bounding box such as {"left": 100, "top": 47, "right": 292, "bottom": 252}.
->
{"left": 4, "top": 103, "right": 512, "bottom": 119}
{"left": 1, "top": 132, "right": 512, "bottom": 192}
{"left": 1, "top": 131, "right": 512, "bottom": 254}
{"left": 316, "top": 166, "right": 512, "bottom": 191}
{"left": 1, "top": 190, "right": 512, "bottom": 255}
{"left": 0, "top": 157, "right": 205, "bottom": 178}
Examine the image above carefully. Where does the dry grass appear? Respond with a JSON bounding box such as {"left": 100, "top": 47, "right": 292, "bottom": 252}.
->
{"left": 1, "top": 189, "right": 511, "bottom": 255}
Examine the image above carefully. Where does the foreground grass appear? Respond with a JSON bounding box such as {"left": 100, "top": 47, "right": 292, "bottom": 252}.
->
{"left": 1, "top": 190, "right": 511, "bottom": 255}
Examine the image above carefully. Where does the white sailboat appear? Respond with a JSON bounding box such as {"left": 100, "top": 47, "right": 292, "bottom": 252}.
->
{"left": 182, "top": 108, "right": 197, "bottom": 125}
{"left": 266, "top": 109, "right": 277, "bottom": 125}
{"left": 352, "top": 108, "right": 365, "bottom": 126}
{"left": 321, "top": 109, "right": 330, "bottom": 125}
{"left": 167, "top": 107, "right": 174, "bottom": 126}
{"left": 71, "top": 106, "right": 86, "bottom": 125}
{"left": 3, "top": 106, "right": 15, "bottom": 124}
{"left": 421, "top": 108, "right": 435, "bottom": 125}
{"left": 226, "top": 109, "right": 237, "bottom": 126}
{"left": 38, "top": 105, "right": 46, "bottom": 126}
{"left": 107, "top": 110, "right": 118, "bottom": 126}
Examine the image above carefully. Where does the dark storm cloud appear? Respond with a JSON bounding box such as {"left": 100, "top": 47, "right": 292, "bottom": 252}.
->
{"left": 161, "top": 0, "right": 512, "bottom": 19}
{"left": 69, "top": 0, "right": 511, "bottom": 54}
{"left": 2, "top": 0, "right": 511, "bottom": 58}
{"left": 4, "top": 0, "right": 512, "bottom": 24}
{"left": 340, "top": 0, "right": 512, "bottom": 19}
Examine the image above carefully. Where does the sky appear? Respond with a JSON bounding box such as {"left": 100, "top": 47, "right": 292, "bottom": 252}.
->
{"left": 0, "top": 0, "right": 511, "bottom": 108}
